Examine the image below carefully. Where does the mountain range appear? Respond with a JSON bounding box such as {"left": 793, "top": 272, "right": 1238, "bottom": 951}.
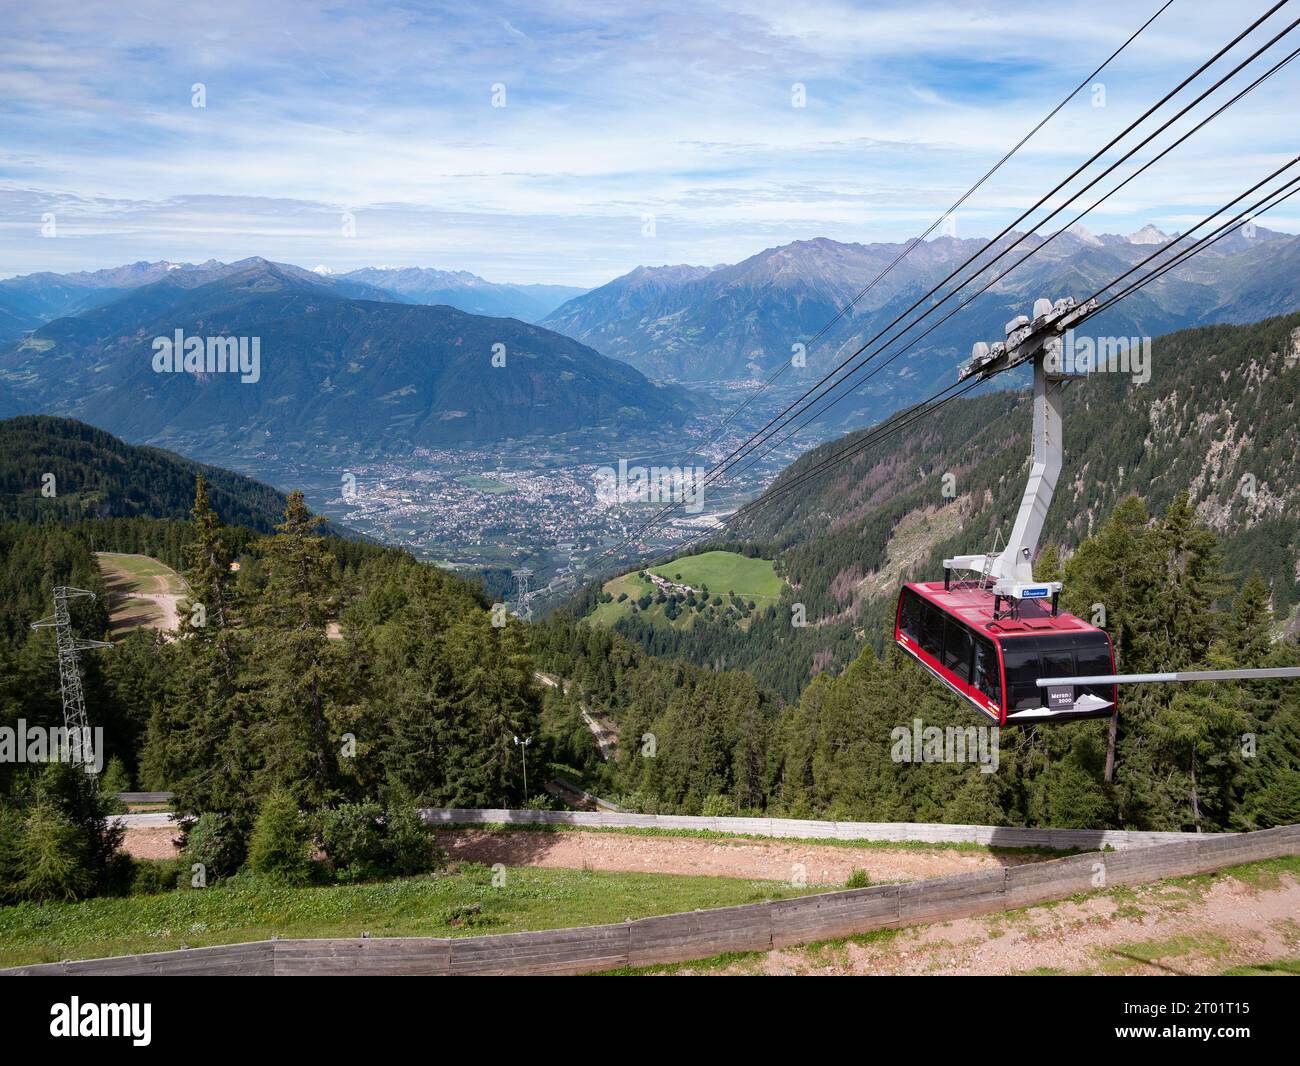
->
{"left": 0, "top": 258, "right": 699, "bottom": 463}
{"left": 0, "top": 259, "right": 587, "bottom": 344}
{"left": 327, "top": 266, "right": 585, "bottom": 322}
{"left": 539, "top": 226, "right": 1300, "bottom": 415}
{"left": 0, "top": 259, "right": 400, "bottom": 342}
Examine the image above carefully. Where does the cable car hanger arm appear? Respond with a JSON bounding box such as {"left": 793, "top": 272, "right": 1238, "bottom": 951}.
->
{"left": 1037, "top": 667, "right": 1300, "bottom": 686}
{"left": 943, "top": 296, "right": 1096, "bottom": 603}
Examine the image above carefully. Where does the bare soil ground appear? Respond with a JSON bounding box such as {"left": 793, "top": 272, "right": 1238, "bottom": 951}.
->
{"left": 121, "top": 824, "right": 1047, "bottom": 883}
{"left": 121, "top": 826, "right": 184, "bottom": 860}
{"left": 435, "top": 829, "right": 1044, "bottom": 885}
{"left": 120, "top": 820, "right": 1297, "bottom": 975}
{"left": 682, "top": 871, "right": 1300, "bottom": 976}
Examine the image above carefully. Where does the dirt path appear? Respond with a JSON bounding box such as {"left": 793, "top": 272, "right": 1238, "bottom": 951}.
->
{"left": 96, "top": 552, "right": 187, "bottom": 636}
{"left": 122, "top": 824, "right": 1035, "bottom": 884}
{"left": 436, "top": 829, "right": 1044, "bottom": 885}
{"left": 127, "top": 583, "right": 182, "bottom": 632}
{"left": 534, "top": 671, "right": 619, "bottom": 760}
{"left": 685, "top": 871, "right": 1300, "bottom": 975}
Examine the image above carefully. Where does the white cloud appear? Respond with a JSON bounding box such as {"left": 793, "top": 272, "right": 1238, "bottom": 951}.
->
{"left": 0, "top": 0, "right": 1295, "bottom": 282}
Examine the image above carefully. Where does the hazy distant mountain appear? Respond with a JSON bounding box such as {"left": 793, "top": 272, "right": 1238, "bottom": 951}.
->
{"left": 540, "top": 227, "right": 1300, "bottom": 407}
{"left": 0, "top": 378, "right": 21, "bottom": 419}
{"left": 0, "top": 260, "right": 220, "bottom": 328}
{"left": 0, "top": 258, "right": 585, "bottom": 342}
{"left": 0, "top": 257, "right": 397, "bottom": 343}
{"left": 338, "top": 266, "right": 586, "bottom": 322}
{"left": 0, "top": 258, "right": 698, "bottom": 463}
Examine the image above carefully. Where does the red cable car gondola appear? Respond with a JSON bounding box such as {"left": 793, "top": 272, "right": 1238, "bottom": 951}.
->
{"left": 894, "top": 580, "right": 1116, "bottom": 725}
{"left": 895, "top": 296, "right": 1300, "bottom": 722}
{"left": 894, "top": 296, "right": 1118, "bottom": 725}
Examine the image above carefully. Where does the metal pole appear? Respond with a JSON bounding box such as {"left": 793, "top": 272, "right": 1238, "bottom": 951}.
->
{"left": 513, "top": 734, "right": 532, "bottom": 801}
{"left": 1037, "top": 667, "right": 1300, "bottom": 687}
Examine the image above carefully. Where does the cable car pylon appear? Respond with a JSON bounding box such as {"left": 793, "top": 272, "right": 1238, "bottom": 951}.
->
{"left": 943, "top": 295, "right": 1095, "bottom": 610}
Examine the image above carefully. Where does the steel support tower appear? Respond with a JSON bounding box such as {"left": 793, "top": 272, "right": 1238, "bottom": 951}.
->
{"left": 513, "top": 568, "right": 534, "bottom": 621}
{"left": 31, "top": 587, "right": 112, "bottom": 769}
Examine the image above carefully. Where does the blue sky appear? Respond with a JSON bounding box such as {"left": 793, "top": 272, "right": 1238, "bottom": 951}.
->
{"left": 1, "top": 0, "right": 1297, "bottom": 284}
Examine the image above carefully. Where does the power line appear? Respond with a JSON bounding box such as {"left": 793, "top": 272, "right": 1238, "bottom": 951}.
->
{"left": 1090, "top": 177, "right": 1300, "bottom": 314}
{"left": 688, "top": 1, "right": 1291, "bottom": 498}
{"left": 569, "top": 3, "right": 1295, "bottom": 596}
{"left": 693, "top": 0, "right": 1177, "bottom": 452}
{"left": 723, "top": 167, "right": 1300, "bottom": 529}
{"left": 714, "top": 49, "right": 1300, "bottom": 489}
{"left": 595, "top": 9, "right": 1297, "bottom": 565}
{"left": 706, "top": 23, "right": 1300, "bottom": 493}
{"left": 616, "top": 162, "right": 1300, "bottom": 581}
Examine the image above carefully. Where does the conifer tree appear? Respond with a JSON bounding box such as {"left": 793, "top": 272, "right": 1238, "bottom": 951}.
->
{"left": 249, "top": 492, "right": 344, "bottom": 809}
{"left": 183, "top": 475, "right": 233, "bottom": 638}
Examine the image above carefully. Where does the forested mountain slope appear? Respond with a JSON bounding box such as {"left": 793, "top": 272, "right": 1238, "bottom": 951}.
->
{"left": 0, "top": 416, "right": 290, "bottom": 529}
{"left": 596, "top": 312, "right": 1300, "bottom": 699}
{"left": 546, "top": 495, "right": 1300, "bottom": 832}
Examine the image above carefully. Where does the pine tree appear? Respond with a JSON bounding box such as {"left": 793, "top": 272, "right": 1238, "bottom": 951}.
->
{"left": 246, "top": 788, "right": 313, "bottom": 884}
{"left": 1223, "top": 574, "right": 1273, "bottom": 665}
{"left": 141, "top": 482, "right": 255, "bottom": 836}
{"left": 18, "top": 803, "right": 91, "bottom": 902}
{"left": 183, "top": 476, "right": 233, "bottom": 638}
{"left": 248, "top": 492, "right": 345, "bottom": 808}
{"left": 1062, "top": 493, "right": 1151, "bottom": 784}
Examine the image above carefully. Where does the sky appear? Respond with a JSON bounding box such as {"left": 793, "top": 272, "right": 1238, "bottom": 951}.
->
{"left": 1, "top": 0, "right": 1297, "bottom": 285}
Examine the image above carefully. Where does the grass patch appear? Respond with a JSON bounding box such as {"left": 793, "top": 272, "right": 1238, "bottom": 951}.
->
{"left": 1097, "top": 933, "right": 1233, "bottom": 974}
{"left": 982, "top": 855, "right": 1300, "bottom": 942}
{"left": 1221, "top": 958, "right": 1300, "bottom": 976}
{"left": 600, "top": 924, "right": 904, "bottom": 976}
{"left": 648, "top": 551, "right": 784, "bottom": 601}
{"left": 0, "top": 864, "right": 822, "bottom": 969}
{"left": 95, "top": 552, "right": 188, "bottom": 635}
{"left": 596, "top": 949, "right": 768, "bottom": 976}
{"left": 1210, "top": 855, "right": 1300, "bottom": 891}
{"left": 95, "top": 552, "right": 187, "bottom": 595}
{"left": 794, "top": 926, "right": 904, "bottom": 971}
{"left": 587, "top": 551, "right": 785, "bottom": 631}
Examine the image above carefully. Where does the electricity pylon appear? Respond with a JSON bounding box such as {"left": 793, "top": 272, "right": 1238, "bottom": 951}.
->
{"left": 31, "top": 587, "right": 112, "bottom": 769}
{"left": 513, "top": 568, "right": 534, "bottom": 621}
